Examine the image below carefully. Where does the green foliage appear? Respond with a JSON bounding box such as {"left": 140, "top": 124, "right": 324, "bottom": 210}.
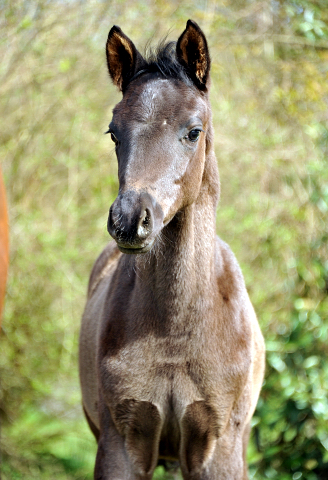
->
{"left": 2, "top": 407, "right": 96, "bottom": 480}
{"left": 1, "top": 1, "right": 328, "bottom": 479}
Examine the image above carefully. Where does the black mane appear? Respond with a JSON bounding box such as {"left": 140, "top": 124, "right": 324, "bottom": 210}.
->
{"left": 130, "top": 41, "right": 194, "bottom": 88}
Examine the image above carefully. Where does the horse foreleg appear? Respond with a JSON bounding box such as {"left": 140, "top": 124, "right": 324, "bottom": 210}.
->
{"left": 95, "top": 405, "right": 134, "bottom": 480}
{"left": 95, "top": 400, "right": 162, "bottom": 480}
{"left": 179, "top": 400, "right": 250, "bottom": 480}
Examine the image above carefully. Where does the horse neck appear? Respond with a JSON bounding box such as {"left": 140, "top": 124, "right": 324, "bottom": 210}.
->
{"left": 134, "top": 150, "right": 220, "bottom": 316}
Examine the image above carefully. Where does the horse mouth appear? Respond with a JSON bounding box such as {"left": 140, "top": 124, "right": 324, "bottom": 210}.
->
{"left": 117, "top": 241, "right": 154, "bottom": 255}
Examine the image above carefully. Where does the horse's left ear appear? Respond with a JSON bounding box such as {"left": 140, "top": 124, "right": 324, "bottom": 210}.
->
{"left": 176, "top": 20, "right": 210, "bottom": 90}
{"left": 106, "top": 26, "right": 145, "bottom": 92}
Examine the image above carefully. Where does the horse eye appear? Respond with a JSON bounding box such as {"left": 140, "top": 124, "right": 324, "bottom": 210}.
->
{"left": 110, "top": 132, "right": 118, "bottom": 145}
{"left": 187, "top": 129, "right": 201, "bottom": 142}
{"left": 104, "top": 126, "right": 119, "bottom": 145}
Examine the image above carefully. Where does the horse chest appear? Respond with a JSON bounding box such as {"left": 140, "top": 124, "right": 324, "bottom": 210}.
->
{"left": 100, "top": 334, "right": 249, "bottom": 467}
{"left": 101, "top": 329, "right": 248, "bottom": 417}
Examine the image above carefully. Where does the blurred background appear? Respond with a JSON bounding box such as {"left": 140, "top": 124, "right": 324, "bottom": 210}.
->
{"left": 1, "top": 1, "right": 327, "bottom": 479}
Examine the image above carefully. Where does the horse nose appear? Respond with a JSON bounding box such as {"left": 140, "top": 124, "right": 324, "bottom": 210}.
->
{"left": 107, "top": 190, "right": 158, "bottom": 252}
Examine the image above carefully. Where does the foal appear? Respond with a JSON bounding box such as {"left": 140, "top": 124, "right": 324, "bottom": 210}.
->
{"left": 79, "top": 20, "right": 265, "bottom": 480}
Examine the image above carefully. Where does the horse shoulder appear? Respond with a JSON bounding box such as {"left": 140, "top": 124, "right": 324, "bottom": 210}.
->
{"left": 214, "top": 235, "right": 264, "bottom": 340}
{"left": 80, "top": 242, "right": 122, "bottom": 429}
{"left": 214, "top": 235, "right": 265, "bottom": 405}
{"left": 214, "top": 235, "right": 248, "bottom": 304}
{"left": 213, "top": 236, "right": 261, "bottom": 364}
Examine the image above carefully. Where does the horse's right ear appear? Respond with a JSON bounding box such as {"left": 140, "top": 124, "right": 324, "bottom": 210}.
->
{"left": 176, "top": 20, "right": 210, "bottom": 90}
{"left": 106, "top": 26, "right": 145, "bottom": 92}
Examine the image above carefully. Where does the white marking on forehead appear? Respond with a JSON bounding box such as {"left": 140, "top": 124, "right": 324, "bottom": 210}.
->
{"left": 162, "top": 119, "right": 167, "bottom": 126}
{"left": 138, "top": 79, "right": 174, "bottom": 120}
{"left": 140, "top": 81, "right": 163, "bottom": 102}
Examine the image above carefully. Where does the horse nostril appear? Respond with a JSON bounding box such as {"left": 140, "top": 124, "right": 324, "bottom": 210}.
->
{"left": 107, "top": 206, "right": 114, "bottom": 236}
{"left": 137, "top": 208, "right": 152, "bottom": 239}
{"left": 143, "top": 212, "right": 150, "bottom": 227}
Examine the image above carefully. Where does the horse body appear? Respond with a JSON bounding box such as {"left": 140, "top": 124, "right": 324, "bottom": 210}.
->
{"left": 79, "top": 20, "right": 265, "bottom": 480}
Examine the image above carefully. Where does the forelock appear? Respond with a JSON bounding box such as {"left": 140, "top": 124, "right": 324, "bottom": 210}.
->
{"left": 129, "top": 41, "right": 194, "bottom": 88}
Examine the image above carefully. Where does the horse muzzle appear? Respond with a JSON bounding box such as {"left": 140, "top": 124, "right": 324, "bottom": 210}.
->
{"left": 107, "top": 189, "right": 164, "bottom": 254}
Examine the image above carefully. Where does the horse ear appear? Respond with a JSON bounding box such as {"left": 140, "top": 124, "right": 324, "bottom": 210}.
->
{"left": 106, "top": 26, "right": 145, "bottom": 92}
{"left": 176, "top": 20, "right": 210, "bottom": 90}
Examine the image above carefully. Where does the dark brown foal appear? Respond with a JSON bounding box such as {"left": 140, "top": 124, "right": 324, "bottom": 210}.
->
{"left": 79, "top": 20, "right": 265, "bottom": 480}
